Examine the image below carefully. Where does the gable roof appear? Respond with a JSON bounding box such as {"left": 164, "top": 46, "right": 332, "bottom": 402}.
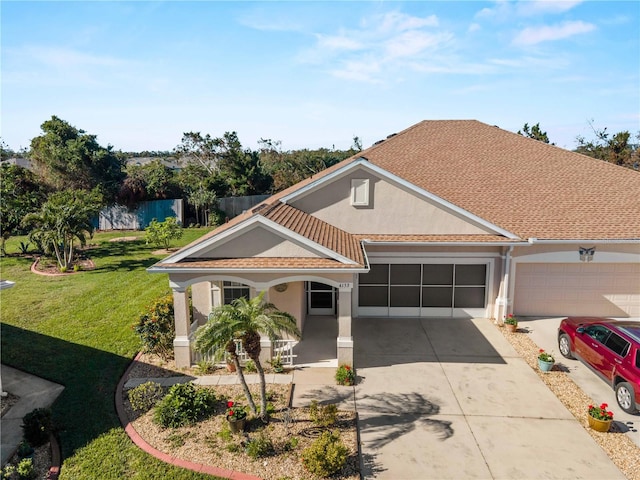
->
{"left": 155, "top": 119, "right": 640, "bottom": 272}
{"left": 358, "top": 120, "right": 640, "bottom": 240}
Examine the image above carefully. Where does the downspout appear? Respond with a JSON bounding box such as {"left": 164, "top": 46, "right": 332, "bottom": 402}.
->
{"left": 497, "top": 246, "right": 514, "bottom": 324}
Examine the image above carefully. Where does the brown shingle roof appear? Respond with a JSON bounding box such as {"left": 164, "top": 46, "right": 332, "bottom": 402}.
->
{"left": 359, "top": 120, "right": 640, "bottom": 240}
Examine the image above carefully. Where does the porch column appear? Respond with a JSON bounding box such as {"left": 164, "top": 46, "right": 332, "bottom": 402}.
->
{"left": 337, "top": 283, "right": 354, "bottom": 366}
{"left": 255, "top": 286, "right": 273, "bottom": 366}
{"left": 172, "top": 286, "right": 192, "bottom": 368}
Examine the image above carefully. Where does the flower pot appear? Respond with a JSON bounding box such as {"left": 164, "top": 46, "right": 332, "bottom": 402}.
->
{"left": 505, "top": 323, "right": 517, "bottom": 333}
{"left": 226, "top": 416, "right": 246, "bottom": 434}
{"left": 588, "top": 415, "right": 612, "bottom": 432}
{"left": 537, "top": 358, "right": 554, "bottom": 372}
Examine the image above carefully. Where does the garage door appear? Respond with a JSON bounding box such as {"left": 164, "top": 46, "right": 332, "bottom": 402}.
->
{"left": 514, "top": 263, "right": 640, "bottom": 317}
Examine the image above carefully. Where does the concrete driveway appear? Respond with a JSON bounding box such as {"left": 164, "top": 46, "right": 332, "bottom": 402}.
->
{"left": 349, "top": 317, "right": 626, "bottom": 480}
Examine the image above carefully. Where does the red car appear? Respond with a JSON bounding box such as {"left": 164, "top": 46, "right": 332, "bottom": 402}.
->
{"left": 558, "top": 317, "right": 640, "bottom": 414}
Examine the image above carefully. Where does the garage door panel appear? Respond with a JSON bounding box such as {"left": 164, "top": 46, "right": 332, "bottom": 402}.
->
{"left": 514, "top": 263, "right": 640, "bottom": 317}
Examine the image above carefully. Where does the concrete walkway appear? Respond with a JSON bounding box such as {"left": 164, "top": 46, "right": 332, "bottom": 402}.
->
{"left": 1, "top": 364, "right": 64, "bottom": 465}
{"left": 291, "top": 317, "right": 627, "bottom": 480}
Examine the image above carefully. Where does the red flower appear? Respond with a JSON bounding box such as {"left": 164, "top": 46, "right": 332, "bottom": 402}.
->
{"left": 588, "top": 404, "right": 593, "bottom": 410}
{"left": 539, "top": 349, "right": 544, "bottom": 353}
{"left": 345, "top": 366, "right": 351, "bottom": 370}
{"left": 600, "top": 403, "right": 608, "bottom": 409}
{"left": 227, "top": 401, "right": 234, "bottom": 408}
{"left": 229, "top": 410, "right": 234, "bottom": 416}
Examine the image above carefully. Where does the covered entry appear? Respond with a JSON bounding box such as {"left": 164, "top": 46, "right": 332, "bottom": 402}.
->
{"left": 306, "top": 282, "right": 336, "bottom": 315}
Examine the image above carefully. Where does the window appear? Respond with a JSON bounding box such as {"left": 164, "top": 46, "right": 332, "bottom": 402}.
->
{"left": 223, "top": 281, "right": 249, "bottom": 304}
{"left": 584, "top": 325, "right": 611, "bottom": 344}
{"left": 604, "top": 333, "right": 630, "bottom": 357}
{"left": 351, "top": 179, "right": 370, "bottom": 206}
{"left": 358, "top": 262, "right": 488, "bottom": 310}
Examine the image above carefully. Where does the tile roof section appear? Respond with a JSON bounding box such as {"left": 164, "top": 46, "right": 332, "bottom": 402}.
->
{"left": 155, "top": 257, "right": 362, "bottom": 270}
{"left": 358, "top": 120, "right": 640, "bottom": 240}
{"left": 261, "top": 203, "right": 365, "bottom": 265}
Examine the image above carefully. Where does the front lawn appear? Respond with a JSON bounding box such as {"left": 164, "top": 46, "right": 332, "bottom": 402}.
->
{"left": 0, "top": 229, "right": 222, "bottom": 479}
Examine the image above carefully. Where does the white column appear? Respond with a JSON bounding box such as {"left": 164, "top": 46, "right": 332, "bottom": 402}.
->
{"left": 211, "top": 281, "right": 222, "bottom": 308}
{"left": 172, "top": 286, "right": 192, "bottom": 368}
{"left": 337, "top": 283, "right": 354, "bottom": 366}
{"left": 255, "top": 286, "right": 273, "bottom": 366}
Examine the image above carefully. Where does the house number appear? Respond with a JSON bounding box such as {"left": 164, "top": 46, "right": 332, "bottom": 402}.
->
{"left": 338, "top": 283, "right": 353, "bottom": 289}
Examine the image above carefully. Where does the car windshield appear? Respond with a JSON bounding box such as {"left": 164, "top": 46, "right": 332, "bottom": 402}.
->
{"left": 583, "top": 325, "right": 611, "bottom": 344}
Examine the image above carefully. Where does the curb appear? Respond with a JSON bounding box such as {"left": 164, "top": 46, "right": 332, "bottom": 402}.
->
{"left": 115, "top": 352, "right": 262, "bottom": 480}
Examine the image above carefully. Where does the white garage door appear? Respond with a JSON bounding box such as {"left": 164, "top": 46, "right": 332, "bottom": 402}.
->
{"left": 514, "top": 263, "right": 640, "bottom": 317}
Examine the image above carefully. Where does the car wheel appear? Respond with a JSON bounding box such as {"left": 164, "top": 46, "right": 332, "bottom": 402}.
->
{"left": 615, "top": 382, "right": 637, "bottom": 414}
{"left": 558, "top": 333, "right": 574, "bottom": 359}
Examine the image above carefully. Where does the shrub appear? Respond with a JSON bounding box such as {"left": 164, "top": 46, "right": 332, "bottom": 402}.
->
{"left": 128, "top": 381, "right": 164, "bottom": 412}
{"left": 245, "top": 431, "right": 274, "bottom": 459}
{"left": 244, "top": 359, "right": 257, "bottom": 373}
{"left": 153, "top": 383, "right": 216, "bottom": 428}
{"left": 145, "top": 217, "right": 183, "bottom": 249}
{"left": 21, "top": 408, "right": 52, "bottom": 447}
{"left": 17, "top": 458, "right": 35, "bottom": 480}
{"left": 133, "top": 294, "right": 175, "bottom": 360}
{"left": 335, "top": 364, "right": 355, "bottom": 386}
{"left": 16, "top": 440, "right": 33, "bottom": 458}
{"left": 309, "top": 400, "right": 337, "bottom": 427}
{"left": 301, "top": 430, "right": 348, "bottom": 477}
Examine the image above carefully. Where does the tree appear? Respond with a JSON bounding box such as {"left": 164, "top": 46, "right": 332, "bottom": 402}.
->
{"left": 22, "top": 189, "right": 103, "bottom": 270}
{"left": 29, "top": 116, "right": 125, "bottom": 202}
{"left": 517, "top": 123, "right": 553, "bottom": 144}
{"left": 259, "top": 138, "right": 361, "bottom": 191}
{"left": 194, "top": 292, "right": 300, "bottom": 420}
{"left": 0, "top": 164, "right": 46, "bottom": 255}
{"left": 575, "top": 121, "right": 639, "bottom": 169}
{"left": 144, "top": 217, "right": 183, "bottom": 249}
{"left": 175, "top": 132, "right": 220, "bottom": 174}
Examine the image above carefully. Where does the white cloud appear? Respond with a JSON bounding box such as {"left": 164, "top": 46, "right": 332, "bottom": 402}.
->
{"left": 513, "top": 20, "right": 596, "bottom": 45}
{"left": 384, "top": 31, "right": 452, "bottom": 58}
{"left": 21, "top": 46, "right": 127, "bottom": 68}
{"left": 376, "top": 11, "right": 439, "bottom": 32}
{"left": 317, "top": 34, "right": 363, "bottom": 51}
{"left": 476, "top": 0, "right": 583, "bottom": 20}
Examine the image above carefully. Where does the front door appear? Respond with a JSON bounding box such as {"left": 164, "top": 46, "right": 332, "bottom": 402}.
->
{"left": 307, "top": 282, "right": 336, "bottom": 315}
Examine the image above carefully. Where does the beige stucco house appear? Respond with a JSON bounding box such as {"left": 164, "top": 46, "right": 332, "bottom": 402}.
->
{"left": 149, "top": 120, "right": 640, "bottom": 368}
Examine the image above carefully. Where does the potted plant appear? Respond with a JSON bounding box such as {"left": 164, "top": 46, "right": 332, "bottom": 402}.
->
{"left": 587, "top": 403, "right": 614, "bottom": 432}
{"left": 503, "top": 314, "right": 518, "bottom": 333}
{"left": 225, "top": 400, "right": 247, "bottom": 433}
{"left": 537, "top": 349, "right": 555, "bottom": 372}
{"left": 335, "top": 364, "right": 356, "bottom": 386}
{"left": 269, "top": 353, "right": 284, "bottom": 373}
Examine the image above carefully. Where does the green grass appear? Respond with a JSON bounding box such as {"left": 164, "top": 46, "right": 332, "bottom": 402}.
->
{"left": 0, "top": 228, "right": 222, "bottom": 479}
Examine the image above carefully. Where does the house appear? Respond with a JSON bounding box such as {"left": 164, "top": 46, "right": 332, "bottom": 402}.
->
{"left": 149, "top": 120, "right": 640, "bottom": 369}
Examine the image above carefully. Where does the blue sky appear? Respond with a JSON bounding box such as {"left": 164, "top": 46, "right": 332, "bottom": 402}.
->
{"left": 2, "top": 1, "right": 638, "bottom": 153}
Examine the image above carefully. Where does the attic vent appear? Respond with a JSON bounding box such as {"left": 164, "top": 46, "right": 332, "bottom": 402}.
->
{"left": 386, "top": 133, "right": 397, "bottom": 139}
{"left": 373, "top": 139, "right": 385, "bottom": 145}
{"left": 351, "top": 179, "right": 370, "bottom": 206}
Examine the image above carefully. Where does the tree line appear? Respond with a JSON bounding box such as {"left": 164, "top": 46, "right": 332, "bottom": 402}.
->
{"left": 1, "top": 116, "right": 637, "bottom": 258}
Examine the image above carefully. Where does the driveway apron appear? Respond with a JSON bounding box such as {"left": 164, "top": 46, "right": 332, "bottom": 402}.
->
{"left": 352, "top": 317, "right": 626, "bottom": 480}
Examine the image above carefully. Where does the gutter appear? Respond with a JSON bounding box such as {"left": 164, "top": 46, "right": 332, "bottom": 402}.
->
{"left": 360, "top": 240, "right": 530, "bottom": 247}
{"left": 527, "top": 238, "right": 640, "bottom": 245}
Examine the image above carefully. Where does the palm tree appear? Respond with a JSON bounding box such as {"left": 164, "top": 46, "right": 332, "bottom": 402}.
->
{"left": 22, "top": 189, "right": 102, "bottom": 270}
{"left": 194, "top": 291, "right": 300, "bottom": 420}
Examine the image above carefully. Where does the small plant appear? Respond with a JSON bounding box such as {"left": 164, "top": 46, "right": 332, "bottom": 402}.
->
{"left": 335, "top": 364, "right": 355, "bottom": 386}
{"left": 59, "top": 266, "right": 68, "bottom": 273}
{"left": 269, "top": 353, "right": 284, "bottom": 373}
{"left": 301, "top": 430, "right": 348, "bottom": 477}
{"left": 225, "top": 400, "right": 247, "bottom": 421}
{"left": 588, "top": 402, "right": 614, "bottom": 421}
{"left": 21, "top": 408, "right": 52, "bottom": 447}
{"left": 133, "top": 294, "right": 175, "bottom": 361}
{"left": 145, "top": 217, "right": 183, "bottom": 249}
{"left": 195, "top": 359, "right": 216, "bottom": 375}
{"left": 284, "top": 436, "right": 299, "bottom": 451}
{"left": 538, "top": 349, "right": 554, "bottom": 363}
{"left": 245, "top": 431, "right": 274, "bottom": 459}
{"left": 18, "top": 241, "right": 30, "bottom": 255}
{"left": 244, "top": 359, "right": 257, "bottom": 373}
{"left": 309, "top": 400, "right": 338, "bottom": 427}
{"left": 128, "top": 381, "right": 164, "bottom": 412}
{"left": 2, "top": 464, "right": 16, "bottom": 480}
{"left": 503, "top": 314, "right": 518, "bottom": 325}
{"left": 165, "top": 431, "right": 193, "bottom": 448}
{"left": 16, "top": 458, "right": 35, "bottom": 480}
{"left": 153, "top": 383, "right": 216, "bottom": 428}
{"left": 73, "top": 264, "right": 81, "bottom": 272}
{"left": 16, "top": 440, "right": 34, "bottom": 458}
